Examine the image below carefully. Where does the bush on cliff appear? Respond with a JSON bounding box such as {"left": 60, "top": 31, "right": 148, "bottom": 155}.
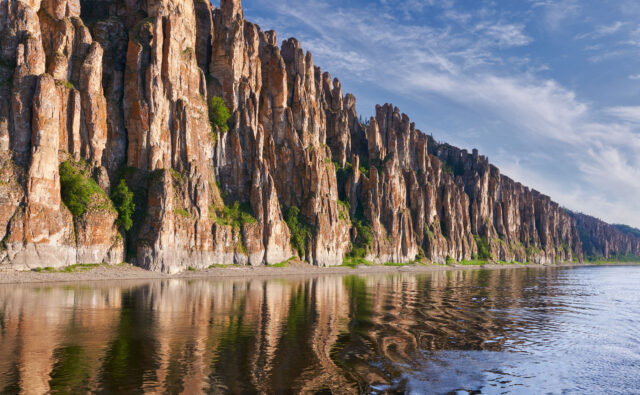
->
{"left": 285, "top": 206, "right": 311, "bottom": 258}
{"left": 59, "top": 161, "right": 106, "bottom": 217}
{"left": 215, "top": 201, "right": 257, "bottom": 228}
{"left": 347, "top": 202, "right": 373, "bottom": 258}
{"left": 473, "top": 235, "right": 492, "bottom": 260}
{"left": 209, "top": 96, "right": 231, "bottom": 133}
{"left": 111, "top": 179, "right": 135, "bottom": 231}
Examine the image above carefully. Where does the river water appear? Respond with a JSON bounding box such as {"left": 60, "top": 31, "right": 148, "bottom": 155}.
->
{"left": 0, "top": 266, "right": 638, "bottom": 394}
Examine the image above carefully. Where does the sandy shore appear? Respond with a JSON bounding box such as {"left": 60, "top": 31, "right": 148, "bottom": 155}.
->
{"left": 0, "top": 261, "right": 638, "bottom": 285}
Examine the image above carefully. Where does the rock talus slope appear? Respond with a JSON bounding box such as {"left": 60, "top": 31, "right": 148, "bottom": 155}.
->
{"left": 0, "top": 0, "right": 638, "bottom": 272}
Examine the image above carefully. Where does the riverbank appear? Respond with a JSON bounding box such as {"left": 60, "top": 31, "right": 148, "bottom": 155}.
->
{"left": 1, "top": 261, "right": 639, "bottom": 284}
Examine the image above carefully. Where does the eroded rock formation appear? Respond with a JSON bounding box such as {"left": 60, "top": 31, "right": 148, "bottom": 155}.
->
{"left": 0, "top": 0, "right": 638, "bottom": 272}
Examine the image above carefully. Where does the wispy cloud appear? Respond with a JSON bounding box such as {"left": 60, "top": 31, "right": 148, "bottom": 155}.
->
{"left": 606, "top": 106, "right": 640, "bottom": 123}
{"left": 476, "top": 23, "right": 532, "bottom": 48}
{"left": 575, "top": 21, "right": 625, "bottom": 39}
{"left": 531, "top": 0, "right": 581, "bottom": 31}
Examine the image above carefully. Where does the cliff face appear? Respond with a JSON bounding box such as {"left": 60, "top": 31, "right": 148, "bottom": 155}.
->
{"left": 0, "top": 0, "right": 638, "bottom": 272}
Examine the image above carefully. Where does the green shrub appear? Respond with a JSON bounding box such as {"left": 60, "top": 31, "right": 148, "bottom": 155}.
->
{"left": 209, "top": 96, "right": 231, "bottom": 132}
{"left": 352, "top": 219, "right": 372, "bottom": 251}
{"left": 338, "top": 199, "right": 350, "bottom": 221}
{"left": 215, "top": 201, "right": 257, "bottom": 228}
{"left": 59, "top": 161, "right": 106, "bottom": 217}
{"left": 284, "top": 206, "right": 311, "bottom": 258}
{"left": 111, "top": 179, "right": 135, "bottom": 231}
{"left": 474, "top": 235, "right": 491, "bottom": 260}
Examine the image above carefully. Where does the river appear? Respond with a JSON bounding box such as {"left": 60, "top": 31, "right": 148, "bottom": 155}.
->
{"left": 0, "top": 266, "right": 638, "bottom": 394}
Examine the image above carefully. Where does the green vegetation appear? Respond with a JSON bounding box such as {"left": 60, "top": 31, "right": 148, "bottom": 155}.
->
{"left": 215, "top": 201, "right": 257, "bottom": 228}
{"left": 209, "top": 96, "right": 231, "bottom": 133}
{"left": 349, "top": 218, "right": 373, "bottom": 258}
{"left": 182, "top": 47, "right": 194, "bottom": 58}
{"left": 284, "top": 206, "right": 311, "bottom": 258}
{"left": 133, "top": 17, "right": 155, "bottom": 43}
{"left": 341, "top": 257, "right": 373, "bottom": 268}
{"left": 187, "top": 266, "right": 197, "bottom": 271}
{"left": 458, "top": 259, "right": 487, "bottom": 266}
{"left": 526, "top": 245, "right": 543, "bottom": 261}
{"left": 33, "top": 267, "right": 56, "bottom": 273}
{"left": 62, "top": 264, "right": 101, "bottom": 273}
{"left": 424, "top": 223, "right": 435, "bottom": 240}
{"left": 33, "top": 264, "right": 102, "bottom": 273}
{"left": 584, "top": 253, "right": 640, "bottom": 264}
{"left": 473, "top": 235, "right": 492, "bottom": 260}
{"left": 271, "top": 257, "right": 296, "bottom": 268}
{"left": 383, "top": 262, "right": 411, "bottom": 267}
{"left": 174, "top": 208, "right": 191, "bottom": 218}
{"left": 55, "top": 79, "right": 76, "bottom": 90}
{"left": 337, "top": 199, "right": 350, "bottom": 221}
{"left": 111, "top": 179, "right": 135, "bottom": 231}
{"left": 59, "top": 161, "right": 109, "bottom": 217}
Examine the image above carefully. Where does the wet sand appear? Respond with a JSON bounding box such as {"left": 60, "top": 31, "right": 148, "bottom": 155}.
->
{"left": 0, "top": 261, "right": 637, "bottom": 284}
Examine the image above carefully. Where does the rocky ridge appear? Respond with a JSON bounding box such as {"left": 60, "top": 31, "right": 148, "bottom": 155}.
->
{"left": 0, "top": 0, "right": 638, "bottom": 273}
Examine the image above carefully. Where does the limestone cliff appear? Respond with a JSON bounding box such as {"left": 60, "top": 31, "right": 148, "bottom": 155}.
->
{"left": 0, "top": 0, "right": 638, "bottom": 272}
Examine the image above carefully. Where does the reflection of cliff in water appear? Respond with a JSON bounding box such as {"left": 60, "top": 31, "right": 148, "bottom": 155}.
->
{"left": 0, "top": 269, "right": 562, "bottom": 393}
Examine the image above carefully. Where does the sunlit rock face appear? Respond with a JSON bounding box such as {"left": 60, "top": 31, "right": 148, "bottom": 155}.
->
{"left": 0, "top": 0, "right": 638, "bottom": 272}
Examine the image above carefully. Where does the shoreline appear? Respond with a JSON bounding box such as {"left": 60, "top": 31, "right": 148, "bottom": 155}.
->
{"left": 0, "top": 261, "right": 639, "bottom": 285}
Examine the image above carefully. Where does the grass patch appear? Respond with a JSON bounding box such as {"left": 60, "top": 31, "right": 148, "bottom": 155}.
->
{"left": 33, "top": 267, "right": 56, "bottom": 273}
{"left": 341, "top": 257, "right": 373, "bottom": 268}
{"left": 383, "top": 262, "right": 411, "bottom": 267}
{"left": 62, "top": 264, "right": 100, "bottom": 273}
{"left": 33, "top": 264, "right": 101, "bottom": 273}
{"left": 271, "top": 257, "right": 296, "bottom": 268}
{"left": 457, "top": 259, "right": 488, "bottom": 266}
{"left": 208, "top": 264, "right": 234, "bottom": 269}
{"left": 174, "top": 208, "right": 191, "bottom": 218}
{"left": 187, "top": 266, "right": 197, "bottom": 271}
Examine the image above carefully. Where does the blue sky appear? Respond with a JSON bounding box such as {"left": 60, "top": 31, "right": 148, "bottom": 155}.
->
{"left": 221, "top": 0, "right": 640, "bottom": 228}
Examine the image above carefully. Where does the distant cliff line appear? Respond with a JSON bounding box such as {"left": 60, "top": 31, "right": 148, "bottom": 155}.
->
{"left": 0, "top": 0, "right": 638, "bottom": 273}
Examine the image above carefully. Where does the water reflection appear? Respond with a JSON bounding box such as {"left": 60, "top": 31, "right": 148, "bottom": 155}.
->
{"left": 0, "top": 267, "right": 639, "bottom": 393}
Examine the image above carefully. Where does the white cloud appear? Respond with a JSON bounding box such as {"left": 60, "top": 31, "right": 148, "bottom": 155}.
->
{"left": 478, "top": 23, "right": 533, "bottom": 48}
{"left": 576, "top": 21, "right": 625, "bottom": 40}
{"left": 532, "top": 0, "right": 581, "bottom": 31}
{"left": 606, "top": 106, "right": 640, "bottom": 123}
